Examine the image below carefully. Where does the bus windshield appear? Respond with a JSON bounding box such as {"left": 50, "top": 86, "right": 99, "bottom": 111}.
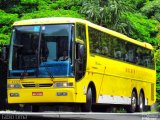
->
{"left": 9, "top": 24, "right": 74, "bottom": 78}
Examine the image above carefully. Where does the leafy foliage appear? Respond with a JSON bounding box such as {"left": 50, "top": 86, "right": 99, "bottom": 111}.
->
{"left": 0, "top": 0, "right": 20, "bottom": 10}
{"left": 141, "top": 0, "right": 160, "bottom": 21}
{"left": 21, "top": 9, "right": 83, "bottom": 20}
{"left": 125, "top": 13, "right": 158, "bottom": 45}
{"left": 0, "top": 10, "right": 18, "bottom": 25}
{"left": 80, "top": 0, "right": 133, "bottom": 34}
{"left": 0, "top": 10, "right": 18, "bottom": 42}
{"left": 0, "top": 34, "right": 10, "bottom": 44}
{"left": 124, "top": 0, "right": 147, "bottom": 10}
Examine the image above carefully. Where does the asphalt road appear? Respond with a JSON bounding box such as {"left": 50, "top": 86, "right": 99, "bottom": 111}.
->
{"left": 0, "top": 112, "right": 160, "bottom": 120}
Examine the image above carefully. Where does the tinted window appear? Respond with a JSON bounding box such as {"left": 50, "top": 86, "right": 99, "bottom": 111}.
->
{"left": 76, "top": 24, "right": 86, "bottom": 41}
{"left": 88, "top": 26, "right": 154, "bottom": 69}
{"left": 135, "top": 46, "right": 154, "bottom": 69}
{"left": 89, "top": 27, "right": 101, "bottom": 54}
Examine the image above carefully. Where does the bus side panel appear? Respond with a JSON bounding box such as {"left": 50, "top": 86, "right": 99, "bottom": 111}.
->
{"left": 98, "top": 58, "right": 132, "bottom": 104}
{"left": 95, "top": 56, "right": 156, "bottom": 106}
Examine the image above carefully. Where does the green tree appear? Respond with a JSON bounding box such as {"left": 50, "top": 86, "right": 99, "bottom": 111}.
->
{"left": 0, "top": 0, "right": 20, "bottom": 10}
{"left": 80, "top": 0, "right": 133, "bottom": 34}
{"left": 124, "top": 0, "right": 147, "bottom": 10}
{"left": 0, "top": 10, "right": 18, "bottom": 43}
{"left": 141, "top": 0, "right": 160, "bottom": 22}
{"left": 125, "top": 12, "right": 159, "bottom": 45}
{"left": 21, "top": 9, "right": 83, "bottom": 20}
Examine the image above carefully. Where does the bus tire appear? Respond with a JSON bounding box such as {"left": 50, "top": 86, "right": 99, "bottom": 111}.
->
{"left": 138, "top": 92, "right": 145, "bottom": 112}
{"left": 127, "top": 91, "right": 137, "bottom": 113}
{"left": 82, "top": 87, "right": 92, "bottom": 112}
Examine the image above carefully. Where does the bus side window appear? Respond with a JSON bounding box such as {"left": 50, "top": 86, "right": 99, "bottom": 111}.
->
{"left": 76, "top": 24, "right": 86, "bottom": 41}
{"left": 125, "top": 43, "right": 135, "bottom": 63}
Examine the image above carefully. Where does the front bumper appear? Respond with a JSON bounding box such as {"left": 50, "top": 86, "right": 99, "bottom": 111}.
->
{"left": 8, "top": 88, "right": 76, "bottom": 104}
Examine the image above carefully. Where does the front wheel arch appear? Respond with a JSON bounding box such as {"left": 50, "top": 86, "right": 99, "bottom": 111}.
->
{"left": 81, "top": 81, "right": 96, "bottom": 112}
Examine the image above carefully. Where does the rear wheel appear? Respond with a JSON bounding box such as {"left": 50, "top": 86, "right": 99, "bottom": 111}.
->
{"left": 82, "top": 87, "right": 93, "bottom": 112}
{"left": 127, "top": 91, "right": 137, "bottom": 113}
{"left": 138, "top": 92, "right": 145, "bottom": 112}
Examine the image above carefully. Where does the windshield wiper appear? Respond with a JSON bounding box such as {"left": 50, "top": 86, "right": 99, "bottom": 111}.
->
{"left": 43, "top": 62, "right": 55, "bottom": 80}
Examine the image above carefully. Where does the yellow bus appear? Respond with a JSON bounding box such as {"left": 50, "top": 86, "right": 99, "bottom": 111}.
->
{"left": 7, "top": 18, "right": 156, "bottom": 112}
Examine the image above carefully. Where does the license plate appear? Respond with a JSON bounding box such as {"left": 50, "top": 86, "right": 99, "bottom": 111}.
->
{"left": 32, "top": 92, "right": 43, "bottom": 96}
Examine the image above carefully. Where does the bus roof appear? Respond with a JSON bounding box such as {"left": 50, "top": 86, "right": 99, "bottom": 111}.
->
{"left": 13, "top": 17, "right": 153, "bottom": 50}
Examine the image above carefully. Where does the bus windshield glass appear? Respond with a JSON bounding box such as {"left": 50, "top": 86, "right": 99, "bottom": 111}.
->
{"left": 9, "top": 24, "right": 74, "bottom": 78}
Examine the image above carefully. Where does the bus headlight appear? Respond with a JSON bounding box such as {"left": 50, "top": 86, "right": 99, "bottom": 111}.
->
{"left": 8, "top": 84, "right": 22, "bottom": 88}
{"left": 54, "top": 82, "right": 73, "bottom": 88}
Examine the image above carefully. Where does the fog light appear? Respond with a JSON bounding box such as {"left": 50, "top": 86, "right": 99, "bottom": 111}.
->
{"left": 10, "top": 93, "right": 20, "bottom": 97}
{"left": 56, "top": 92, "right": 67, "bottom": 96}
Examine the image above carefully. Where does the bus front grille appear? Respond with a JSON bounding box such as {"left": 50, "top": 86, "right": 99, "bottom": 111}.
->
{"left": 22, "top": 84, "right": 53, "bottom": 88}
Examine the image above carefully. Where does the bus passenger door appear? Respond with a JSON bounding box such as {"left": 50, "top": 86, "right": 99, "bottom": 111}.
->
{"left": 74, "top": 23, "right": 88, "bottom": 102}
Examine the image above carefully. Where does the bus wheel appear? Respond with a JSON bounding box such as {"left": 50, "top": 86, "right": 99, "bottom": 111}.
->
{"left": 82, "top": 87, "right": 93, "bottom": 112}
{"left": 138, "top": 92, "right": 145, "bottom": 112}
{"left": 127, "top": 91, "right": 137, "bottom": 113}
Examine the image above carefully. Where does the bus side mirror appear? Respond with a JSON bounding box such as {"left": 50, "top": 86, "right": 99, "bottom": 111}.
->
{"left": 78, "top": 44, "right": 84, "bottom": 59}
